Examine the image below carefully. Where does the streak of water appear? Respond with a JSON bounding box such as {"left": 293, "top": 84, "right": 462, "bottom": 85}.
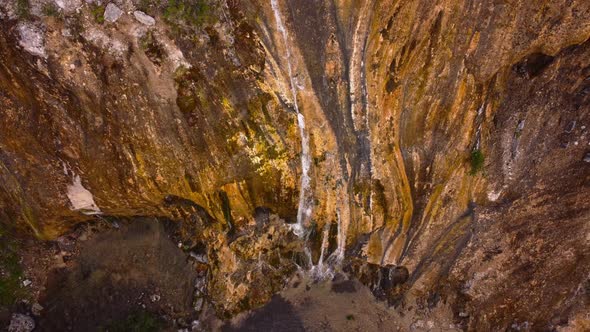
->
{"left": 311, "top": 223, "right": 334, "bottom": 280}
{"left": 270, "top": 0, "right": 312, "bottom": 237}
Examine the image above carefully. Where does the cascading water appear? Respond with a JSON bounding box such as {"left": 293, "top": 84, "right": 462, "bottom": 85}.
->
{"left": 334, "top": 211, "right": 345, "bottom": 263}
{"left": 270, "top": 0, "right": 312, "bottom": 238}
{"left": 270, "top": 0, "right": 357, "bottom": 278}
{"left": 310, "top": 223, "right": 334, "bottom": 279}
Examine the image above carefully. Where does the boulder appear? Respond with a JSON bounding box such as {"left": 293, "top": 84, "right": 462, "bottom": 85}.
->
{"left": 8, "top": 314, "right": 35, "bottom": 332}
{"left": 17, "top": 23, "right": 47, "bottom": 58}
{"left": 133, "top": 11, "right": 155, "bottom": 26}
{"left": 103, "top": 3, "right": 123, "bottom": 23}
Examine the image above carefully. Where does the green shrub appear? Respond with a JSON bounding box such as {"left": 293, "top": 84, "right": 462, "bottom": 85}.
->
{"left": 470, "top": 149, "right": 485, "bottom": 175}
{"left": 90, "top": 4, "right": 105, "bottom": 24}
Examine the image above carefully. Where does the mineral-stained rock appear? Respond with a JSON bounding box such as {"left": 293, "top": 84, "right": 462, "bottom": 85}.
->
{"left": 0, "top": 0, "right": 589, "bottom": 327}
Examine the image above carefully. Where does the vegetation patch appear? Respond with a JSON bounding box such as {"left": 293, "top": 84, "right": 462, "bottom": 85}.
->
{"left": 42, "top": 2, "right": 61, "bottom": 18}
{"left": 0, "top": 228, "right": 25, "bottom": 307}
{"left": 101, "top": 311, "right": 162, "bottom": 332}
{"left": 137, "top": 0, "right": 159, "bottom": 15}
{"left": 16, "top": 0, "right": 29, "bottom": 19}
{"left": 163, "top": 0, "right": 216, "bottom": 27}
{"left": 90, "top": 4, "right": 105, "bottom": 24}
{"left": 469, "top": 149, "right": 485, "bottom": 175}
{"left": 140, "top": 30, "right": 166, "bottom": 65}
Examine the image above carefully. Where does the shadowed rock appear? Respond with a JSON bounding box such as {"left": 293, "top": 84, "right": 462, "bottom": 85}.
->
{"left": 222, "top": 295, "right": 305, "bottom": 332}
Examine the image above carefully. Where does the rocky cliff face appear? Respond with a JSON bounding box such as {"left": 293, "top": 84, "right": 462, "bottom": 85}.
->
{"left": 1, "top": 0, "right": 589, "bottom": 330}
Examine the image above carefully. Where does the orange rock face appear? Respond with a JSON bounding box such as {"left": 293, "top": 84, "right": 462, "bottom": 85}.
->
{"left": 0, "top": 0, "right": 588, "bottom": 328}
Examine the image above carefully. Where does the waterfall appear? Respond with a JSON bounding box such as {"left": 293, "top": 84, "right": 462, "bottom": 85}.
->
{"left": 335, "top": 210, "right": 345, "bottom": 262}
{"left": 270, "top": 0, "right": 312, "bottom": 237}
{"left": 311, "top": 223, "right": 334, "bottom": 280}
{"left": 349, "top": 0, "right": 371, "bottom": 132}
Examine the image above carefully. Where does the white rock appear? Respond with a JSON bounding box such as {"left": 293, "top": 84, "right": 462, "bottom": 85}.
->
{"left": 189, "top": 252, "right": 208, "bottom": 264}
{"left": 66, "top": 174, "right": 101, "bottom": 214}
{"left": 193, "top": 297, "right": 204, "bottom": 312}
{"left": 8, "top": 313, "right": 35, "bottom": 332}
{"left": 150, "top": 294, "right": 161, "bottom": 302}
{"left": 133, "top": 11, "right": 155, "bottom": 26}
{"left": 31, "top": 303, "right": 44, "bottom": 316}
{"left": 17, "top": 23, "right": 47, "bottom": 59}
{"left": 104, "top": 3, "right": 123, "bottom": 23}
{"left": 61, "top": 28, "right": 72, "bottom": 37}
{"left": 191, "top": 320, "right": 201, "bottom": 331}
{"left": 22, "top": 279, "right": 32, "bottom": 287}
{"left": 82, "top": 27, "right": 127, "bottom": 57}
{"left": 487, "top": 189, "right": 502, "bottom": 202}
{"left": 53, "top": 0, "right": 82, "bottom": 14}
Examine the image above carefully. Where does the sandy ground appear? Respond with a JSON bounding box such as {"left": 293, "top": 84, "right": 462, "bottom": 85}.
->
{"left": 221, "top": 272, "right": 461, "bottom": 332}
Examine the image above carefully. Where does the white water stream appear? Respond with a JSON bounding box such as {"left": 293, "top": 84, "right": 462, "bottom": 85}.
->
{"left": 311, "top": 222, "right": 334, "bottom": 279}
{"left": 271, "top": 0, "right": 312, "bottom": 238}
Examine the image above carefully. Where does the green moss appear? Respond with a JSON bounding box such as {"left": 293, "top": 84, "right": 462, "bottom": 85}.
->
{"left": 346, "top": 314, "right": 355, "bottom": 320}
{"left": 163, "top": 0, "right": 216, "bottom": 27}
{"left": 101, "top": 311, "right": 162, "bottom": 332}
{"left": 90, "top": 4, "right": 105, "bottom": 24}
{"left": 469, "top": 149, "right": 485, "bottom": 175}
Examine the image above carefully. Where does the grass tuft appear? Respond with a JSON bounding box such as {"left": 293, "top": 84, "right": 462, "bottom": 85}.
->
{"left": 90, "top": 4, "right": 105, "bottom": 24}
